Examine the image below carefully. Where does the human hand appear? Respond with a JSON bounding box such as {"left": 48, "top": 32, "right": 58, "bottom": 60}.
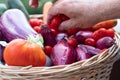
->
{"left": 47, "top": 0, "right": 106, "bottom": 30}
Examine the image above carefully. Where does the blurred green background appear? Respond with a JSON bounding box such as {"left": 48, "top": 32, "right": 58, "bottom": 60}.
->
{"left": 0, "top": 0, "right": 54, "bottom": 16}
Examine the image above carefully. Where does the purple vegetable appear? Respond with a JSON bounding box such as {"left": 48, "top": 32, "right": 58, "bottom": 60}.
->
{"left": 0, "top": 32, "right": 2, "bottom": 40}
{"left": 40, "top": 25, "right": 57, "bottom": 47}
{"left": 56, "top": 33, "right": 68, "bottom": 42}
{"left": 76, "top": 45, "right": 92, "bottom": 61}
{"left": 0, "top": 9, "right": 37, "bottom": 41}
{"left": 80, "top": 44, "right": 101, "bottom": 55}
{"left": 76, "top": 44, "right": 101, "bottom": 61}
{"left": 96, "top": 37, "right": 115, "bottom": 49}
{"left": 0, "top": 41, "right": 7, "bottom": 64}
{"left": 75, "top": 31, "right": 93, "bottom": 43}
{"left": 51, "top": 40, "right": 76, "bottom": 65}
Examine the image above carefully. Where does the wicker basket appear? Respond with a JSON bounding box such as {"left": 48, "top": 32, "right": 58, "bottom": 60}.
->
{"left": 0, "top": 14, "right": 120, "bottom": 80}
{"left": 0, "top": 33, "right": 120, "bottom": 80}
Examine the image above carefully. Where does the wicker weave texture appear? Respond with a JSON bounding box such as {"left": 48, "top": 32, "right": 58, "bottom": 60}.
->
{"left": 0, "top": 33, "right": 120, "bottom": 80}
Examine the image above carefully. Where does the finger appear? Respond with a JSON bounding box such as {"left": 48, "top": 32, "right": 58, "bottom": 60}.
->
{"left": 59, "top": 19, "right": 81, "bottom": 30}
{"left": 29, "top": 0, "right": 39, "bottom": 8}
{"left": 47, "top": 0, "right": 69, "bottom": 24}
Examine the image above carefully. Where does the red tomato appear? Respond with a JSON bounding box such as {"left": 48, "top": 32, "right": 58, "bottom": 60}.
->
{"left": 85, "top": 38, "right": 96, "bottom": 46}
{"left": 49, "top": 15, "right": 62, "bottom": 30}
{"left": 106, "top": 28, "right": 115, "bottom": 38}
{"left": 67, "top": 37, "right": 78, "bottom": 48}
{"left": 66, "top": 28, "right": 79, "bottom": 36}
{"left": 29, "top": 18, "right": 43, "bottom": 28}
{"left": 92, "top": 28, "right": 107, "bottom": 40}
{"left": 44, "top": 46, "right": 53, "bottom": 56}
{"left": 60, "top": 14, "right": 69, "bottom": 21}
{"left": 4, "top": 39, "right": 46, "bottom": 67}
{"left": 50, "top": 29, "right": 59, "bottom": 36}
{"left": 33, "top": 26, "right": 41, "bottom": 33}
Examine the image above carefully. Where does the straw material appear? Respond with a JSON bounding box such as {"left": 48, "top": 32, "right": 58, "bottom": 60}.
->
{"left": 0, "top": 32, "right": 120, "bottom": 80}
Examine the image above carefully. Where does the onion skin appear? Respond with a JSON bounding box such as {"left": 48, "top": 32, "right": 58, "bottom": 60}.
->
{"left": 51, "top": 40, "right": 76, "bottom": 66}
{"left": 40, "top": 25, "right": 57, "bottom": 47}
{"left": 76, "top": 44, "right": 101, "bottom": 61}
{"left": 75, "top": 31, "right": 93, "bottom": 43}
{"left": 0, "top": 9, "right": 37, "bottom": 41}
{"left": 76, "top": 46, "right": 91, "bottom": 61}
{"left": 96, "top": 37, "right": 115, "bottom": 49}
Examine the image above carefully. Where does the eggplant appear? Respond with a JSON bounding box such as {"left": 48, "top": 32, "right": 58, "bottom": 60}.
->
{"left": 0, "top": 41, "right": 7, "bottom": 64}
{"left": 0, "top": 9, "right": 37, "bottom": 41}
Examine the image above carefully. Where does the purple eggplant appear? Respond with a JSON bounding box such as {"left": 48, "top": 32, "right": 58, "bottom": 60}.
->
{"left": 0, "top": 9, "right": 37, "bottom": 41}
{"left": 51, "top": 40, "right": 76, "bottom": 65}
{"left": 0, "top": 41, "right": 7, "bottom": 64}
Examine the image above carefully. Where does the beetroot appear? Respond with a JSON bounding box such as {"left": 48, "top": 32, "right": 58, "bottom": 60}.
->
{"left": 51, "top": 40, "right": 76, "bottom": 65}
{"left": 96, "top": 37, "right": 115, "bottom": 49}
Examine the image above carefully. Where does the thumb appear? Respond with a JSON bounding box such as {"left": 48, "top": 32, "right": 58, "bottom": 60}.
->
{"left": 59, "top": 19, "right": 81, "bottom": 30}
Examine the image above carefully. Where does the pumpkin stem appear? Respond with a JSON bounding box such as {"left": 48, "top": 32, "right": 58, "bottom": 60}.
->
{"left": 27, "top": 34, "right": 44, "bottom": 48}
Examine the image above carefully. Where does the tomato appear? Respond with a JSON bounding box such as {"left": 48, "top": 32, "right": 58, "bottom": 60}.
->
{"left": 92, "top": 28, "right": 107, "bottom": 40}
{"left": 29, "top": 18, "right": 43, "bottom": 28}
{"left": 67, "top": 37, "right": 78, "bottom": 48}
{"left": 106, "top": 28, "right": 115, "bottom": 38}
{"left": 49, "top": 15, "right": 62, "bottom": 30}
{"left": 44, "top": 45, "right": 53, "bottom": 57}
{"left": 4, "top": 39, "right": 46, "bottom": 67}
{"left": 33, "top": 26, "right": 41, "bottom": 33}
{"left": 50, "top": 29, "right": 59, "bottom": 36}
{"left": 66, "top": 28, "right": 79, "bottom": 36}
{"left": 85, "top": 38, "right": 96, "bottom": 46}
{"left": 60, "top": 14, "right": 69, "bottom": 21}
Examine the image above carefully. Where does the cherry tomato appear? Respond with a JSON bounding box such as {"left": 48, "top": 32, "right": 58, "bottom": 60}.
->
{"left": 33, "top": 26, "right": 41, "bottom": 33}
{"left": 66, "top": 28, "right": 79, "bottom": 36}
{"left": 85, "top": 38, "right": 96, "bottom": 46}
{"left": 49, "top": 15, "right": 62, "bottom": 30}
{"left": 50, "top": 29, "right": 59, "bottom": 36}
{"left": 106, "top": 28, "right": 115, "bottom": 38}
{"left": 60, "top": 14, "right": 69, "bottom": 21}
{"left": 92, "top": 28, "right": 107, "bottom": 40}
{"left": 29, "top": 18, "right": 43, "bottom": 28}
{"left": 67, "top": 37, "right": 78, "bottom": 48}
{"left": 44, "top": 46, "right": 53, "bottom": 56}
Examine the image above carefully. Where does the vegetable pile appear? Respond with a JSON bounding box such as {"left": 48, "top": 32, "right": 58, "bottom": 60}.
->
{"left": 0, "top": 9, "right": 117, "bottom": 67}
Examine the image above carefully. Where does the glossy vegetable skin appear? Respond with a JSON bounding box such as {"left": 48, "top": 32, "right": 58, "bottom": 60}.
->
{"left": 51, "top": 40, "right": 76, "bottom": 65}
{"left": 4, "top": 39, "right": 46, "bottom": 67}
{"left": 0, "top": 9, "right": 37, "bottom": 41}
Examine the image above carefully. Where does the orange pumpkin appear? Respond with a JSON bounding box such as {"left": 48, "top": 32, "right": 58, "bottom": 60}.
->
{"left": 4, "top": 39, "right": 46, "bottom": 67}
